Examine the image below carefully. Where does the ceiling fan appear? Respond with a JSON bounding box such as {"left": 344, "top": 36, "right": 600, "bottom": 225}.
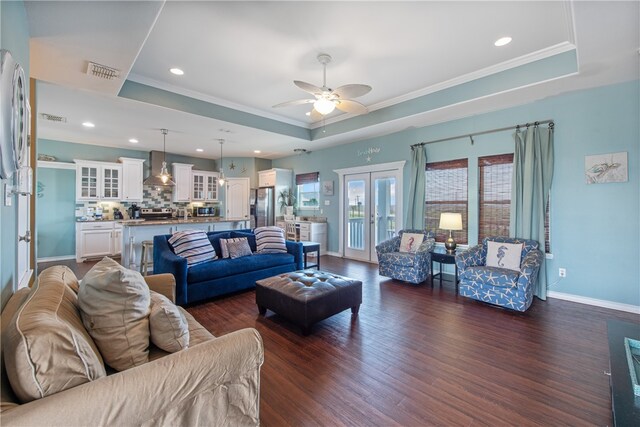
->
{"left": 273, "top": 54, "right": 372, "bottom": 119}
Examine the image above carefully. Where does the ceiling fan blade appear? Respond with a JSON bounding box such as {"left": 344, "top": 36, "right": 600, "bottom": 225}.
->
{"left": 294, "top": 80, "right": 323, "bottom": 95}
{"left": 309, "top": 108, "right": 324, "bottom": 121}
{"left": 272, "top": 98, "right": 315, "bottom": 108}
{"left": 335, "top": 99, "right": 368, "bottom": 114}
{"left": 333, "top": 84, "right": 372, "bottom": 99}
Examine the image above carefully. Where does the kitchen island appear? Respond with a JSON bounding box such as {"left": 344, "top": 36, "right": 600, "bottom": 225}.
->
{"left": 120, "top": 217, "right": 250, "bottom": 271}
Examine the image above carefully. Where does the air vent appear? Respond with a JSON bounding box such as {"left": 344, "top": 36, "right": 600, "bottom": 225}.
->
{"left": 86, "top": 62, "right": 120, "bottom": 80}
{"left": 40, "top": 113, "right": 67, "bottom": 123}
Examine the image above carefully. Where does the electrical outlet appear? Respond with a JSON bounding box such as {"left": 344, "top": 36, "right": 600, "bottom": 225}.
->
{"left": 559, "top": 268, "right": 566, "bottom": 278}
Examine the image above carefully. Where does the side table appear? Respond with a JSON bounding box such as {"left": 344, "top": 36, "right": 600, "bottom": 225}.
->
{"left": 301, "top": 241, "right": 320, "bottom": 269}
{"left": 430, "top": 250, "right": 458, "bottom": 290}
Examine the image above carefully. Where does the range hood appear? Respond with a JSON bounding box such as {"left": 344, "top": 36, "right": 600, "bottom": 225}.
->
{"left": 143, "top": 150, "right": 175, "bottom": 187}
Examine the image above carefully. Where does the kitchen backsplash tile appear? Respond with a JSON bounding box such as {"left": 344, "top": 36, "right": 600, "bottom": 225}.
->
{"left": 76, "top": 187, "right": 220, "bottom": 219}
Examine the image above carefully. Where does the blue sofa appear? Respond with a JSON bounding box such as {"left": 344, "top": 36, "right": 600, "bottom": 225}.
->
{"left": 154, "top": 229, "right": 303, "bottom": 305}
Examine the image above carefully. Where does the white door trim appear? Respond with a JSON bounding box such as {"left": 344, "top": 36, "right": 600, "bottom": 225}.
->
{"left": 334, "top": 160, "right": 406, "bottom": 257}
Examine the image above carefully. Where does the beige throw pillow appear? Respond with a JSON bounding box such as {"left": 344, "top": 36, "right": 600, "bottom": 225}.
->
{"left": 399, "top": 233, "right": 425, "bottom": 253}
{"left": 78, "top": 257, "right": 151, "bottom": 371}
{"left": 3, "top": 266, "right": 106, "bottom": 402}
{"left": 486, "top": 241, "right": 523, "bottom": 271}
{"left": 149, "top": 291, "right": 189, "bottom": 353}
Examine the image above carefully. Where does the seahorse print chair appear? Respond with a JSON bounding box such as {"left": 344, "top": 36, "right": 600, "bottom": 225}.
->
{"left": 455, "top": 236, "right": 543, "bottom": 311}
{"left": 375, "top": 230, "right": 435, "bottom": 284}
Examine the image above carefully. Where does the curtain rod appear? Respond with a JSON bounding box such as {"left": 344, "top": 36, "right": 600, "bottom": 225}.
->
{"left": 410, "top": 119, "right": 554, "bottom": 148}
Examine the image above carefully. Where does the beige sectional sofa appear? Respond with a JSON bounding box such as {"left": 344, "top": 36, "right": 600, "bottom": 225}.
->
{"left": 0, "top": 266, "right": 263, "bottom": 426}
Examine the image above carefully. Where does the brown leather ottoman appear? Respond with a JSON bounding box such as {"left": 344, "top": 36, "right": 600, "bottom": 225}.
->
{"left": 256, "top": 270, "right": 362, "bottom": 335}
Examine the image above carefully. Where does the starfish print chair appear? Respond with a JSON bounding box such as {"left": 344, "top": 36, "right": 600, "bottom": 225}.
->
{"left": 455, "top": 236, "right": 543, "bottom": 311}
{"left": 375, "top": 229, "right": 435, "bottom": 284}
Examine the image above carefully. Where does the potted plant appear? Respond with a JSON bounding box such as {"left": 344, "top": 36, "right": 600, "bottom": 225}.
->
{"left": 278, "top": 188, "right": 296, "bottom": 214}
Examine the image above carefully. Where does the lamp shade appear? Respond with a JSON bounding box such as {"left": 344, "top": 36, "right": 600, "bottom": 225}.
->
{"left": 439, "top": 212, "right": 462, "bottom": 230}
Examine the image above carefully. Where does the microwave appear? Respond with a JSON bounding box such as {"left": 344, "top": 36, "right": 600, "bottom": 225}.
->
{"left": 193, "top": 206, "right": 216, "bottom": 217}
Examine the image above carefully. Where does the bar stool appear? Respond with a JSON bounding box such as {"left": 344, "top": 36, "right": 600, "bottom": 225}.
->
{"left": 140, "top": 240, "right": 154, "bottom": 276}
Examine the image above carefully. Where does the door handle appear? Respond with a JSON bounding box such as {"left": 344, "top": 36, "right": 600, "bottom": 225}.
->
{"left": 18, "top": 230, "right": 31, "bottom": 242}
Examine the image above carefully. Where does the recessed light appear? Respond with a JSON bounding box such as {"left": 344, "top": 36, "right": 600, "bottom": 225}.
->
{"left": 169, "top": 68, "right": 184, "bottom": 76}
{"left": 494, "top": 36, "right": 512, "bottom": 47}
{"left": 254, "top": 150, "right": 261, "bottom": 154}
{"left": 196, "top": 148, "right": 204, "bottom": 152}
{"left": 129, "top": 138, "right": 139, "bottom": 143}
{"left": 82, "top": 121, "right": 95, "bottom": 128}
{"left": 305, "top": 112, "right": 311, "bottom": 116}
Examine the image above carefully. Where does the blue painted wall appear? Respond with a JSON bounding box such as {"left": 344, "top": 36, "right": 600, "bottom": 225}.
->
{"left": 0, "top": 0, "right": 30, "bottom": 309}
{"left": 274, "top": 80, "right": 640, "bottom": 307}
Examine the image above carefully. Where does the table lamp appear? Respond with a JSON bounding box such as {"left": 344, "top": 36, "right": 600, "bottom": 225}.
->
{"left": 439, "top": 212, "right": 463, "bottom": 253}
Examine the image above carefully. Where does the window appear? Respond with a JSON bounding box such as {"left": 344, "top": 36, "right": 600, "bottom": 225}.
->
{"left": 425, "top": 159, "right": 468, "bottom": 244}
{"left": 478, "top": 154, "right": 514, "bottom": 242}
{"left": 296, "top": 172, "right": 320, "bottom": 210}
{"left": 478, "top": 153, "right": 551, "bottom": 253}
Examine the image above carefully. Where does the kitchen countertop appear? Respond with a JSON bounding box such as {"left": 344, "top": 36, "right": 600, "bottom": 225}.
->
{"left": 119, "top": 217, "right": 249, "bottom": 226}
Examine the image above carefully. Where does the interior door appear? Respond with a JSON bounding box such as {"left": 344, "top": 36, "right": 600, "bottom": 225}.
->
{"left": 343, "top": 170, "right": 400, "bottom": 263}
{"left": 225, "top": 178, "right": 250, "bottom": 221}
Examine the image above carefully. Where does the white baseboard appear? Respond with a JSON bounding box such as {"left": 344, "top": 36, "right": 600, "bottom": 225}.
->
{"left": 37, "top": 255, "right": 76, "bottom": 263}
{"left": 547, "top": 291, "right": 640, "bottom": 314}
{"left": 325, "top": 251, "right": 342, "bottom": 257}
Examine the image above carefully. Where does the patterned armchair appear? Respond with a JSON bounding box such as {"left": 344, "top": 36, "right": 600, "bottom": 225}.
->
{"left": 375, "top": 230, "right": 436, "bottom": 284}
{"left": 456, "top": 236, "right": 543, "bottom": 312}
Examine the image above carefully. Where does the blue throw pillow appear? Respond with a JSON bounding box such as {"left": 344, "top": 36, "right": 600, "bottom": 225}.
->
{"left": 207, "top": 231, "right": 231, "bottom": 257}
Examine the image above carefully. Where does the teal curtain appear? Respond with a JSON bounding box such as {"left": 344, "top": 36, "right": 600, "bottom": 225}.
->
{"left": 510, "top": 123, "right": 554, "bottom": 299}
{"left": 406, "top": 145, "right": 426, "bottom": 230}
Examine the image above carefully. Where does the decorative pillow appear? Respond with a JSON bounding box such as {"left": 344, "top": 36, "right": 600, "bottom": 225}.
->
{"left": 3, "top": 266, "right": 106, "bottom": 402}
{"left": 231, "top": 231, "right": 257, "bottom": 251}
{"left": 149, "top": 291, "right": 189, "bottom": 353}
{"left": 227, "top": 237, "right": 253, "bottom": 259}
{"left": 486, "top": 241, "right": 523, "bottom": 271}
{"left": 219, "top": 237, "right": 248, "bottom": 258}
{"left": 169, "top": 229, "right": 216, "bottom": 266}
{"left": 254, "top": 226, "right": 287, "bottom": 253}
{"left": 78, "top": 257, "right": 150, "bottom": 372}
{"left": 399, "top": 233, "right": 425, "bottom": 253}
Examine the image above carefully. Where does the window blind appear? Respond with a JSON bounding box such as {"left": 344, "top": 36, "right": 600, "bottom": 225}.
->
{"left": 425, "top": 159, "right": 468, "bottom": 244}
{"left": 296, "top": 172, "right": 319, "bottom": 185}
{"left": 478, "top": 154, "right": 513, "bottom": 242}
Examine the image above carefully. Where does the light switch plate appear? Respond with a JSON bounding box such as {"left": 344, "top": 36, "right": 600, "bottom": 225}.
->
{"left": 324, "top": 200, "right": 330, "bottom": 205}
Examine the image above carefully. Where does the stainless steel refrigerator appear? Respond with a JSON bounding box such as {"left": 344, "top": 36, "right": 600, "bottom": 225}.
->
{"left": 256, "top": 187, "right": 275, "bottom": 227}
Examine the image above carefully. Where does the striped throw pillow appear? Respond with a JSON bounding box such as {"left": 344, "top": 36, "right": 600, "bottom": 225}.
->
{"left": 254, "top": 226, "right": 287, "bottom": 254}
{"left": 168, "top": 230, "right": 216, "bottom": 267}
{"left": 219, "top": 237, "right": 248, "bottom": 258}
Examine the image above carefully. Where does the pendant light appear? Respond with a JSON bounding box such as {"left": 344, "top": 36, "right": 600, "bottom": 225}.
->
{"left": 157, "top": 128, "right": 175, "bottom": 186}
{"left": 218, "top": 139, "right": 225, "bottom": 186}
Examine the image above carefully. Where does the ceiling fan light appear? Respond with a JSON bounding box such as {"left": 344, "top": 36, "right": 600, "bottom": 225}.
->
{"left": 314, "top": 98, "right": 336, "bottom": 115}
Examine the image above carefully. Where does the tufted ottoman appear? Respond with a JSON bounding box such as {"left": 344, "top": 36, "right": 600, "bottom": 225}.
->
{"left": 255, "top": 270, "right": 362, "bottom": 335}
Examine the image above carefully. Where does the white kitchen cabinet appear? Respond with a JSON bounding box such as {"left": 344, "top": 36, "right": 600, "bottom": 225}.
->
{"left": 298, "top": 222, "right": 327, "bottom": 253}
{"left": 192, "top": 171, "right": 219, "bottom": 201}
{"left": 101, "top": 165, "right": 122, "bottom": 200}
{"left": 76, "top": 221, "right": 122, "bottom": 262}
{"left": 119, "top": 157, "right": 145, "bottom": 202}
{"left": 205, "top": 172, "right": 219, "bottom": 201}
{"left": 75, "top": 160, "right": 124, "bottom": 202}
{"left": 172, "top": 163, "right": 193, "bottom": 202}
{"left": 258, "top": 170, "right": 276, "bottom": 187}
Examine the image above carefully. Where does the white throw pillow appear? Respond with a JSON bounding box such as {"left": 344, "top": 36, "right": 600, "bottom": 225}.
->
{"left": 78, "top": 257, "right": 150, "bottom": 371}
{"left": 486, "top": 241, "right": 523, "bottom": 271}
{"left": 169, "top": 229, "right": 217, "bottom": 266}
{"left": 254, "top": 226, "right": 287, "bottom": 253}
{"left": 149, "top": 291, "right": 189, "bottom": 353}
{"left": 399, "top": 233, "right": 425, "bottom": 253}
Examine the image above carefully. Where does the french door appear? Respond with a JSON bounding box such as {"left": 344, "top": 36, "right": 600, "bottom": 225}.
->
{"left": 344, "top": 170, "right": 400, "bottom": 263}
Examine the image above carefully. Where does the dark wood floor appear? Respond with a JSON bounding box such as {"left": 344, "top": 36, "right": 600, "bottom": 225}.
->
{"left": 40, "top": 256, "right": 639, "bottom": 426}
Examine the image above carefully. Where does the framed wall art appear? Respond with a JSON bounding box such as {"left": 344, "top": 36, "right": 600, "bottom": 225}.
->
{"left": 322, "top": 180, "right": 334, "bottom": 196}
{"left": 585, "top": 151, "right": 628, "bottom": 184}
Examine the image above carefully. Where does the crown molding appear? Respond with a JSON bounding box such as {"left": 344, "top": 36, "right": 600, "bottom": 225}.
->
{"left": 311, "top": 42, "right": 577, "bottom": 130}
{"left": 126, "top": 73, "right": 310, "bottom": 129}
